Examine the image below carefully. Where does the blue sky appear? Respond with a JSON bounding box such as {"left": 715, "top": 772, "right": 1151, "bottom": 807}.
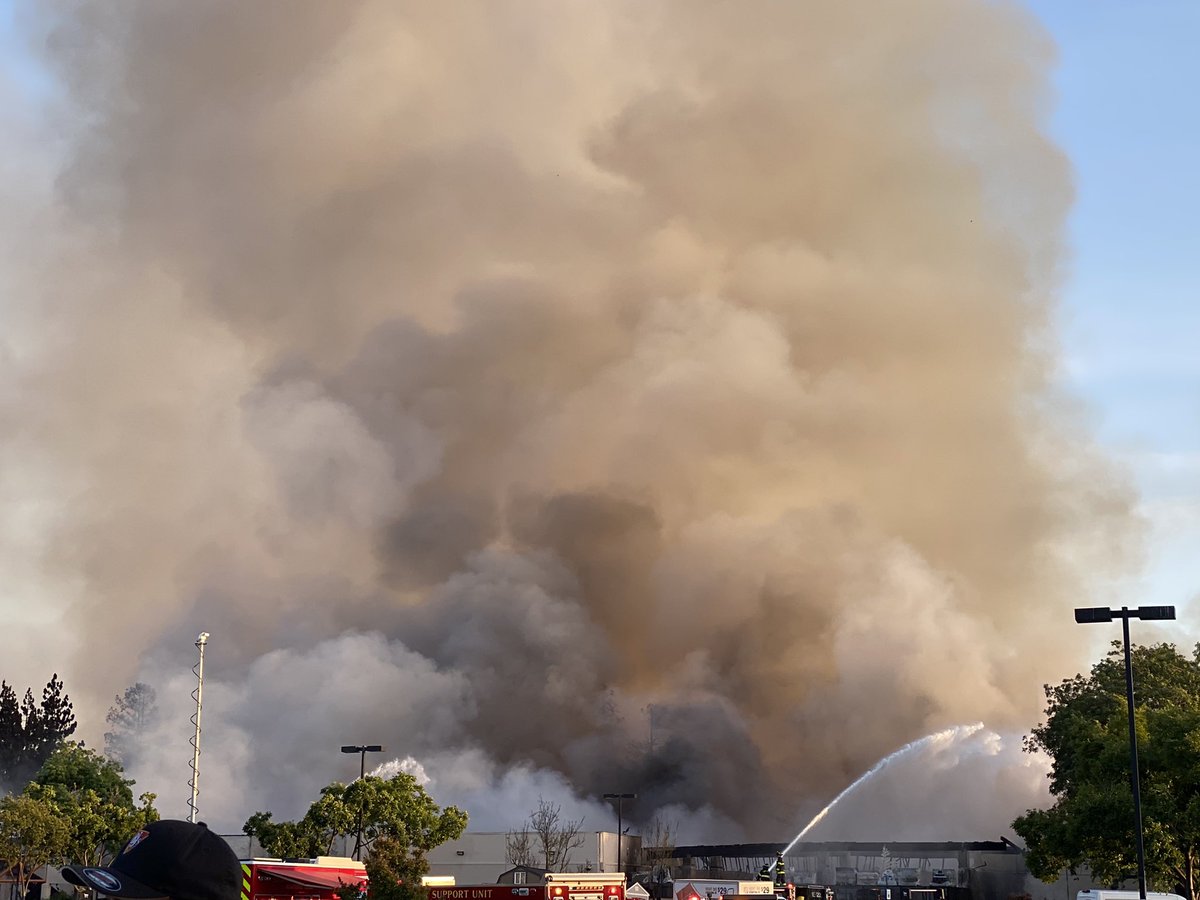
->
{"left": 1025, "top": 1, "right": 1200, "bottom": 628}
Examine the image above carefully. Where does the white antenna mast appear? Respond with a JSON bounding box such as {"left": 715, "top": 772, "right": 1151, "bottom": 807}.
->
{"left": 188, "top": 632, "right": 209, "bottom": 824}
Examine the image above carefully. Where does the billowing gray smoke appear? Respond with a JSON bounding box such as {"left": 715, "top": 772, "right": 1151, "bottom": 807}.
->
{"left": 0, "top": 1, "right": 1137, "bottom": 839}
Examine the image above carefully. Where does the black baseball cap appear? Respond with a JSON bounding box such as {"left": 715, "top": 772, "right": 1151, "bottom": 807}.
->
{"left": 63, "top": 820, "right": 241, "bottom": 900}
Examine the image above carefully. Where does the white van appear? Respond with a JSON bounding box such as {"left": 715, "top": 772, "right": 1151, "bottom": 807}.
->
{"left": 1077, "top": 890, "right": 1186, "bottom": 900}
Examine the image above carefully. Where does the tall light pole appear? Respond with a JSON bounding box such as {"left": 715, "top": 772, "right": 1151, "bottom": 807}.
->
{"left": 188, "top": 632, "right": 209, "bottom": 824}
{"left": 1074, "top": 605, "right": 1176, "bottom": 900}
{"left": 603, "top": 793, "right": 636, "bottom": 877}
{"left": 341, "top": 744, "right": 384, "bottom": 860}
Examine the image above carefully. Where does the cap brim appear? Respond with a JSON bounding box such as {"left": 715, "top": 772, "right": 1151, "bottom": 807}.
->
{"left": 62, "top": 865, "right": 168, "bottom": 899}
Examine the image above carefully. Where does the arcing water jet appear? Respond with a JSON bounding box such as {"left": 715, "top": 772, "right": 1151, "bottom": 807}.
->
{"left": 782, "top": 723, "right": 986, "bottom": 853}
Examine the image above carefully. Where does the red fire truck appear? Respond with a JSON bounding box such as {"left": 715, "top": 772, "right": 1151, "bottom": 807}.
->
{"left": 239, "top": 857, "right": 369, "bottom": 900}
{"left": 429, "top": 874, "right": 625, "bottom": 900}
{"left": 428, "top": 888, "right": 547, "bottom": 900}
{"left": 544, "top": 872, "right": 626, "bottom": 900}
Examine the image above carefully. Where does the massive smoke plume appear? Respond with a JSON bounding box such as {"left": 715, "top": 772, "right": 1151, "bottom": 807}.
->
{"left": 0, "top": 1, "right": 1137, "bottom": 839}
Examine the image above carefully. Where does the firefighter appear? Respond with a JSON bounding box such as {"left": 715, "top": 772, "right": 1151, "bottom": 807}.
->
{"left": 775, "top": 853, "right": 787, "bottom": 887}
{"left": 758, "top": 862, "right": 773, "bottom": 881}
{"left": 63, "top": 819, "right": 241, "bottom": 900}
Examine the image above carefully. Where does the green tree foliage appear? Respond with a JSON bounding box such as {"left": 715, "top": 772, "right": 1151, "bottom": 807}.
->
{"left": 35, "top": 742, "right": 134, "bottom": 803}
{"left": 104, "top": 683, "right": 159, "bottom": 768}
{"left": 245, "top": 773, "right": 467, "bottom": 871}
{"left": 38, "top": 676, "right": 76, "bottom": 758}
{"left": 0, "top": 794, "right": 70, "bottom": 896}
{"left": 1013, "top": 642, "right": 1200, "bottom": 898}
{"left": 243, "top": 811, "right": 329, "bottom": 860}
{"left": 362, "top": 835, "right": 427, "bottom": 900}
{"left": 25, "top": 742, "right": 160, "bottom": 868}
{"left": 0, "top": 675, "right": 78, "bottom": 790}
{"left": 0, "top": 683, "right": 24, "bottom": 785}
{"left": 20, "top": 688, "right": 42, "bottom": 787}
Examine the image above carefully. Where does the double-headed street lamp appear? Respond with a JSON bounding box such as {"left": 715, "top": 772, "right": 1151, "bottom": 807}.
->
{"left": 603, "top": 793, "right": 636, "bottom": 876}
{"left": 1074, "top": 605, "right": 1176, "bottom": 900}
{"left": 341, "top": 744, "right": 385, "bottom": 861}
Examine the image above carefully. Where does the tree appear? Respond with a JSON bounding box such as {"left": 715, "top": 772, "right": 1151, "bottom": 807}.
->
{"left": 363, "top": 835, "right": 428, "bottom": 900}
{"left": 245, "top": 773, "right": 467, "bottom": 864}
{"left": 519, "top": 799, "right": 584, "bottom": 871}
{"left": 1013, "top": 642, "right": 1200, "bottom": 899}
{"left": 20, "top": 689, "right": 41, "bottom": 777}
{"left": 640, "top": 815, "right": 678, "bottom": 888}
{"left": 38, "top": 676, "right": 77, "bottom": 756}
{"left": 505, "top": 826, "right": 535, "bottom": 867}
{"left": 35, "top": 742, "right": 134, "bottom": 804}
{"left": 0, "top": 675, "right": 78, "bottom": 790}
{"left": 0, "top": 794, "right": 70, "bottom": 897}
{"left": 26, "top": 742, "right": 159, "bottom": 868}
{"left": 244, "top": 811, "right": 326, "bottom": 860}
{"left": 0, "top": 683, "right": 24, "bottom": 788}
{"left": 104, "top": 683, "right": 159, "bottom": 767}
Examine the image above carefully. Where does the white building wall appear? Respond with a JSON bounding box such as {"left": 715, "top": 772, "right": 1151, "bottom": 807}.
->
{"left": 427, "top": 832, "right": 624, "bottom": 883}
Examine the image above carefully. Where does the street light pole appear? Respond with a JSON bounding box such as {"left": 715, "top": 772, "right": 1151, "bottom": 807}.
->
{"left": 341, "top": 744, "right": 384, "bottom": 861}
{"left": 1120, "top": 612, "right": 1145, "bottom": 900}
{"left": 603, "top": 793, "right": 637, "bottom": 877}
{"left": 1074, "top": 605, "right": 1176, "bottom": 900}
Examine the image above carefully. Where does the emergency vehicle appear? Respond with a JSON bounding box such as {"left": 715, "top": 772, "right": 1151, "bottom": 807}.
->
{"left": 673, "top": 881, "right": 774, "bottom": 900}
{"left": 239, "top": 857, "right": 369, "bottom": 900}
{"left": 545, "top": 872, "right": 626, "bottom": 900}
{"left": 429, "top": 887, "right": 547, "bottom": 900}
{"left": 429, "top": 873, "right": 625, "bottom": 900}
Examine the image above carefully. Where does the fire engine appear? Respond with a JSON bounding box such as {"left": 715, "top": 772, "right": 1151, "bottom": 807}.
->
{"left": 429, "top": 873, "right": 625, "bottom": 900}
{"left": 545, "top": 873, "right": 626, "bottom": 900}
{"left": 239, "top": 857, "right": 369, "bottom": 900}
{"left": 428, "top": 888, "right": 547, "bottom": 900}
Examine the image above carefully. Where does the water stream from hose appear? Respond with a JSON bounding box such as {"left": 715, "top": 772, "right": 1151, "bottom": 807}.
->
{"left": 782, "top": 723, "right": 985, "bottom": 855}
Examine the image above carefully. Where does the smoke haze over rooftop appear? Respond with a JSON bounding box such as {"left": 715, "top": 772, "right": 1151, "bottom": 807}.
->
{"left": 0, "top": 1, "right": 1139, "bottom": 838}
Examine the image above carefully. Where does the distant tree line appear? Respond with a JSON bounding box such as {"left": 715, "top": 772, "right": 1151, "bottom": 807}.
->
{"left": 0, "top": 673, "right": 161, "bottom": 897}
{"left": 10, "top": 742, "right": 160, "bottom": 887}
{"left": 0, "top": 670, "right": 463, "bottom": 900}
